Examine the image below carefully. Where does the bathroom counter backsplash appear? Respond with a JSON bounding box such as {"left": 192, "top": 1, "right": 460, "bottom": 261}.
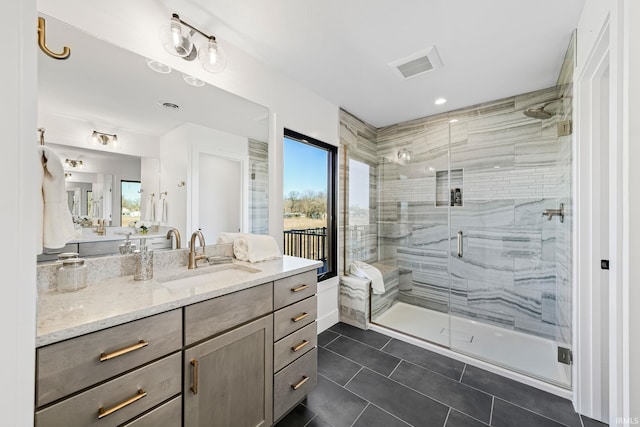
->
{"left": 36, "top": 246, "right": 321, "bottom": 347}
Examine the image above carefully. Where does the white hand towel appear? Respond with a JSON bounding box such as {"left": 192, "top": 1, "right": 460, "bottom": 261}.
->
{"left": 216, "top": 232, "right": 245, "bottom": 244}
{"left": 350, "top": 261, "right": 385, "bottom": 295}
{"left": 144, "top": 196, "right": 155, "bottom": 222}
{"left": 157, "top": 198, "right": 167, "bottom": 224}
{"left": 39, "top": 146, "right": 75, "bottom": 250}
{"left": 233, "top": 234, "right": 282, "bottom": 263}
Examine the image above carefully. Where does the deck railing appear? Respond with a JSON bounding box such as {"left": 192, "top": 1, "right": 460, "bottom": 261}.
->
{"left": 283, "top": 227, "right": 327, "bottom": 273}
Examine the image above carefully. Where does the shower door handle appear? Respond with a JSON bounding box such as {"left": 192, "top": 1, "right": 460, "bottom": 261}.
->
{"left": 457, "top": 231, "right": 463, "bottom": 258}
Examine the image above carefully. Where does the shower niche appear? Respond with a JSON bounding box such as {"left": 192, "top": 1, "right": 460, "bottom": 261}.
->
{"left": 435, "top": 168, "right": 463, "bottom": 207}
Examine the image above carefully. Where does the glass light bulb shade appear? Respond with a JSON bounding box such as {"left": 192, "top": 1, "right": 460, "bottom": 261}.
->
{"left": 198, "top": 38, "right": 227, "bottom": 73}
{"left": 159, "top": 18, "right": 193, "bottom": 57}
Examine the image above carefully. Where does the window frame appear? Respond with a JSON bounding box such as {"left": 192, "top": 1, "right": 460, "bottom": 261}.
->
{"left": 283, "top": 128, "right": 337, "bottom": 282}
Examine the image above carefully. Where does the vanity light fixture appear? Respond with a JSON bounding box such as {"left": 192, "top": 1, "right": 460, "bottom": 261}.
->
{"left": 92, "top": 131, "right": 118, "bottom": 147}
{"left": 64, "top": 172, "right": 72, "bottom": 179}
{"left": 398, "top": 149, "right": 412, "bottom": 162}
{"left": 65, "top": 159, "right": 83, "bottom": 168}
{"left": 159, "top": 13, "right": 227, "bottom": 73}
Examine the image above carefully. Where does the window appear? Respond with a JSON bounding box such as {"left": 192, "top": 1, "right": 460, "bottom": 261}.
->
{"left": 283, "top": 129, "right": 337, "bottom": 280}
{"left": 121, "top": 180, "right": 141, "bottom": 226}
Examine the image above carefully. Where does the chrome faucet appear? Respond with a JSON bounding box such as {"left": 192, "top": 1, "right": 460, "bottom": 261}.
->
{"left": 188, "top": 230, "right": 206, "bottom": 269}
{"left": 166, "top": 228, "right": 182, "bottom": 249}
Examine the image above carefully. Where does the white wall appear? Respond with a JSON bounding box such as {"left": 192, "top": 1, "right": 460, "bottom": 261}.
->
{"left": 1, "top": 0, "right": 37, "bottom": 425}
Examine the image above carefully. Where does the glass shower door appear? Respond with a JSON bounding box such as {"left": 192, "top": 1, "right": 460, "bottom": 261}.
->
{"left": 447, "top": 97, "right": 571, "bottom": 387}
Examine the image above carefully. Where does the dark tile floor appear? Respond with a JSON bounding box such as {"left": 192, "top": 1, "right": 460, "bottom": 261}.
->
{"left": 275, "top": 323, "right": 608, "bottom": 427}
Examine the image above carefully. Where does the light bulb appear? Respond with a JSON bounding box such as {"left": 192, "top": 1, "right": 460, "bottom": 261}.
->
{"left": 199, "top": 37, "right": 227, "bottom": 73}
{"left": 159, "top": 15, "right": 193, "bottom": 57}
{"left": 170, "top": 21, "right": 181, "bottom": 48}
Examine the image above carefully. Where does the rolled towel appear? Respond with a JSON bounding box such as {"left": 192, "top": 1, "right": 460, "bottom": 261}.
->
{"left": 233, "top": 234, "right": 282, "bottom": 263}
{"left": 216, "top": 232, "right": 245, "bottom": 244}
{"left": 39, "top": 146, "right": 75, "bottom": 250}
{"left": 350, "top": 261, "right": 385, "bottom": 295}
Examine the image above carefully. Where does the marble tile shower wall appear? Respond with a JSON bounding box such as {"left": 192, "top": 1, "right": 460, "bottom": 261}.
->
{"left": 341, "top": 83, "right": 573, "bottom": 342}
{"left": 249, "top": 139, "right": 269, "bottom": 235}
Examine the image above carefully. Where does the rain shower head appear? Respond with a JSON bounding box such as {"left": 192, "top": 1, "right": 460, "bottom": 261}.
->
{"left": 523, "top": 97, "right": 565, "bottom": 120}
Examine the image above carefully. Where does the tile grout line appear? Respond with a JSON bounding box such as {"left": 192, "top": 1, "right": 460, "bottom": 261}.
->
{"left": 350, "top": 402, "right": 370, "bottom": 427}
{"left": 321, "top": 333, "right": 342, "bottom": 348}
{"left": 442, "top": 407, "right": 452, "bottom": 427}
{"left": 331, "top": 332, "right": 396, "bottom": 353}
{"left": 343, "top": 366, "right": 364, "bottom": 388}
{"left": 489, "top": 396, "right": 494, "bottom": 426}
{"left": 303, "top": 414, "right": 317, "bottom": 427}
{"left": 367, "top": 402, "right": 416, "bottom": 427}
{"left": 387, "top": 359, "right": 402, "bottom": 378}
{"left": 459, "top": 363, "right": 467, "bottom": 383}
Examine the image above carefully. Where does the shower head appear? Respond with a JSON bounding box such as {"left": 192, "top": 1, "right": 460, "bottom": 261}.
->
{"left": 523, "top": 106, "right": 554, "bottom": 120}
{"left": 523, "top": 96, "right": 565, "bottom": 120}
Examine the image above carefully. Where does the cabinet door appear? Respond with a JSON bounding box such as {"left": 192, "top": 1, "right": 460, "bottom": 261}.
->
{"left": 184, "top": 315, "right": 273, "bottom": 427}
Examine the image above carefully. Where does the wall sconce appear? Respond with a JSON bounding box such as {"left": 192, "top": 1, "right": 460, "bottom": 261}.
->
{"left": 159, "top": 14, "right": 227, "bottom": 73}
{"left": 398, "top": 149, "right": 411, "bottom": 162}
{"left": 92, "top": 130, "right": 118, "bottom": 147}
{"left": 65, "top": 159, "right": 83, "bottom": 168}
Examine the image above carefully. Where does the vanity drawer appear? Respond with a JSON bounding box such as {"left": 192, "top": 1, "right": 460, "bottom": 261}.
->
{"left": 273, "top": 295, "right": 317, "bottom": 341}
{"left": 273, "top": 348, "right": 317, "bottom": 421}
{"left": 122, "top": 396, "right": 181, "bottom": 427}
{"left": 273, "top": 270, "right": 317, "bottom": 309}
{"left": 35, "top": 353, "right": 181, "bottom": 427}
{"left": 274, "top": 322, "right": 317, "bottom": 372}
{"left": 36, "top": 309, "right": 182, "bottom": 407}
{"left": 185, "top": 283, "right": 273, "bottom": 345}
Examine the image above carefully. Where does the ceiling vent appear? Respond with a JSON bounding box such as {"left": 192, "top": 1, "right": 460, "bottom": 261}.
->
{"left": 389, "top": 46, "right": 443, "bottom": 79}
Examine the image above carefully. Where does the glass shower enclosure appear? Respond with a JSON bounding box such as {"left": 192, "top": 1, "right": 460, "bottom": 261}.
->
{"left": 343, "top": 83, "right": 573, "bottom": 388}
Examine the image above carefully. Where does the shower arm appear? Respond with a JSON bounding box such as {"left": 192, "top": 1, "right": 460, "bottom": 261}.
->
{"left": 542, "top": 203, "right": 565, "bottom": 223}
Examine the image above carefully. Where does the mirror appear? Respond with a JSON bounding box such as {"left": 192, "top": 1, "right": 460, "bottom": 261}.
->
{"left": 38, "top": 15, "right": 270, "bottom": 253}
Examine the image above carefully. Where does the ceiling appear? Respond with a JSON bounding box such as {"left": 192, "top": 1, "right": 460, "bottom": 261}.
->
{"left": 161, "top": 0, "right": 585, "bottom": 127}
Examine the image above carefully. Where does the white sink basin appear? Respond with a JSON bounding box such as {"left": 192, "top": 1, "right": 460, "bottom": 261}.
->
{"left": 156, "top": 263, "right": 261, "bottom": 291}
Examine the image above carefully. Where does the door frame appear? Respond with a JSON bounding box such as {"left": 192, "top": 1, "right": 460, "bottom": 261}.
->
{"left": 574, "top": 6, "right": 629, "bottom": 423}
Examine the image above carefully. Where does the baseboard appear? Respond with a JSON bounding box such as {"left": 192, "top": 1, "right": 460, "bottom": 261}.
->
{"left": 317, "top": 309, "right": 339, "bottom": 333}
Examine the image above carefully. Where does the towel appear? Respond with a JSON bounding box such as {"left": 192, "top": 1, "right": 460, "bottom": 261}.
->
{"left": 38, "top": 146, "right": 75, "bottom": 251}
{"left": 157, "top": 198, "right": 167, "bottom": 224}
{"left": 350, "top": 261, "right": 385, "bottom": 295}
{"left": 233, "top": 234, "right": 282, "bottom": 263}
{"left": 144, "top": 196, "right": 155, "bottom": 222}
{"left": 216, "top": 232, "right": 245, "bottom": 244}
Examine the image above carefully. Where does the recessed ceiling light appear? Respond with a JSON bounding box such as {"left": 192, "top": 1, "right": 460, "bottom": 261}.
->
{"left": 146, "top": 58, "right": 172, "bottom": 74}
{"left": 449, "top": 119, "right": 459, "bottom": 123}
{"left": 158, "top": 101, "right": 180, "bottom": 110}
{"left": 183, "top": 74, "right": 205, "bottom": 87}
{"left": 435, "top": 98, "right": 447, "bottom": 105}
{"left": 494, "top": 165, "right": 501, "bottom": 169}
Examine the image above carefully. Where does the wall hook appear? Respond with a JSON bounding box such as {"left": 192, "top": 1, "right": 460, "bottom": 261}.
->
{"left": 177, "top": 181, "right": 185, "bottom": 188}
{"left": 37, "top": 17, "right": 71, "bottom": 60}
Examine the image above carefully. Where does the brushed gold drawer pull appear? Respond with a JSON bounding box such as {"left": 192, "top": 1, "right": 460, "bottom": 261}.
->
{"left": 291, "top": 313, "right": 309, "bottom": 323}
{"left": 99, "top": 340, "right": 148, "bottom": 362}
{"left": 291, "top": 376, "right": 310, "bottom": 390}
{"left": 291, "top": 284, "right": 309, "bottom": 293}
{"left": 291, "top": 340, "right": 310, "bottom": 352}
{"left": 97, "top": 389, "right": 146, "bottom": 419}
{"left": 191, "top": 359, "right": 199, "bottom": 395}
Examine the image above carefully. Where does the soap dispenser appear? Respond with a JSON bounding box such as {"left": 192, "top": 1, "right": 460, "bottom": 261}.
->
{"left": 134, "top": 238, "right": 153, "bottom": 281}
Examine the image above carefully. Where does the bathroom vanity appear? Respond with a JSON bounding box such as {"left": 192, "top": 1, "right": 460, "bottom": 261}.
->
{"left": 35, "top": 255, "right": 320, "bottom": 427}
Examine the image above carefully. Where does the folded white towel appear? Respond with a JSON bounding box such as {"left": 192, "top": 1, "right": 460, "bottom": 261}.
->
{"left": 39, "top": 146, "right": 75, "bottom": 250}
{"left": 233, "top": 234, "right": 282, "bottom": 263}
{"left": 216, "top": 232, "right": 245, "bottom": 244}
{"left": 350, "top": 261, "right": 385, "bottom": 295}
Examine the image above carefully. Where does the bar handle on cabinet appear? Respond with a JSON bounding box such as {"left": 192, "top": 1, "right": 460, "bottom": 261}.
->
{"left": 97, "top": 389, "right": 146, "bottom": 419}
{"left": 457, "top": 231, "right": 463, "bottom": 258}
{"left": 99, "top": 340, "right": 148, "bottom": 362}
{"left": 291, "top": 376, "right": 310, "bottom": 390}
{"left": 291, "top": 340, "right": 310, "bottom": 352}
{"left": 292, "top": 313, "right": 309, "bottom": 323}
{"left": 190, "top": 359, "right": 199, "bottom": 395}
{"left": 291, "top": 284, "right": 309, "bottom": 293}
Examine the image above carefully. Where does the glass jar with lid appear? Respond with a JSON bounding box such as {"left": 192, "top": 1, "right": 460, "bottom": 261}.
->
{"left": 57, "top": 258, "right": 88, "bottom": 292}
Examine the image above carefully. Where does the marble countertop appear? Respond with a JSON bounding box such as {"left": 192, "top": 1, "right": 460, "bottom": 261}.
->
{"left": 37, "top": 255, "right": 322, "bottom": 347}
